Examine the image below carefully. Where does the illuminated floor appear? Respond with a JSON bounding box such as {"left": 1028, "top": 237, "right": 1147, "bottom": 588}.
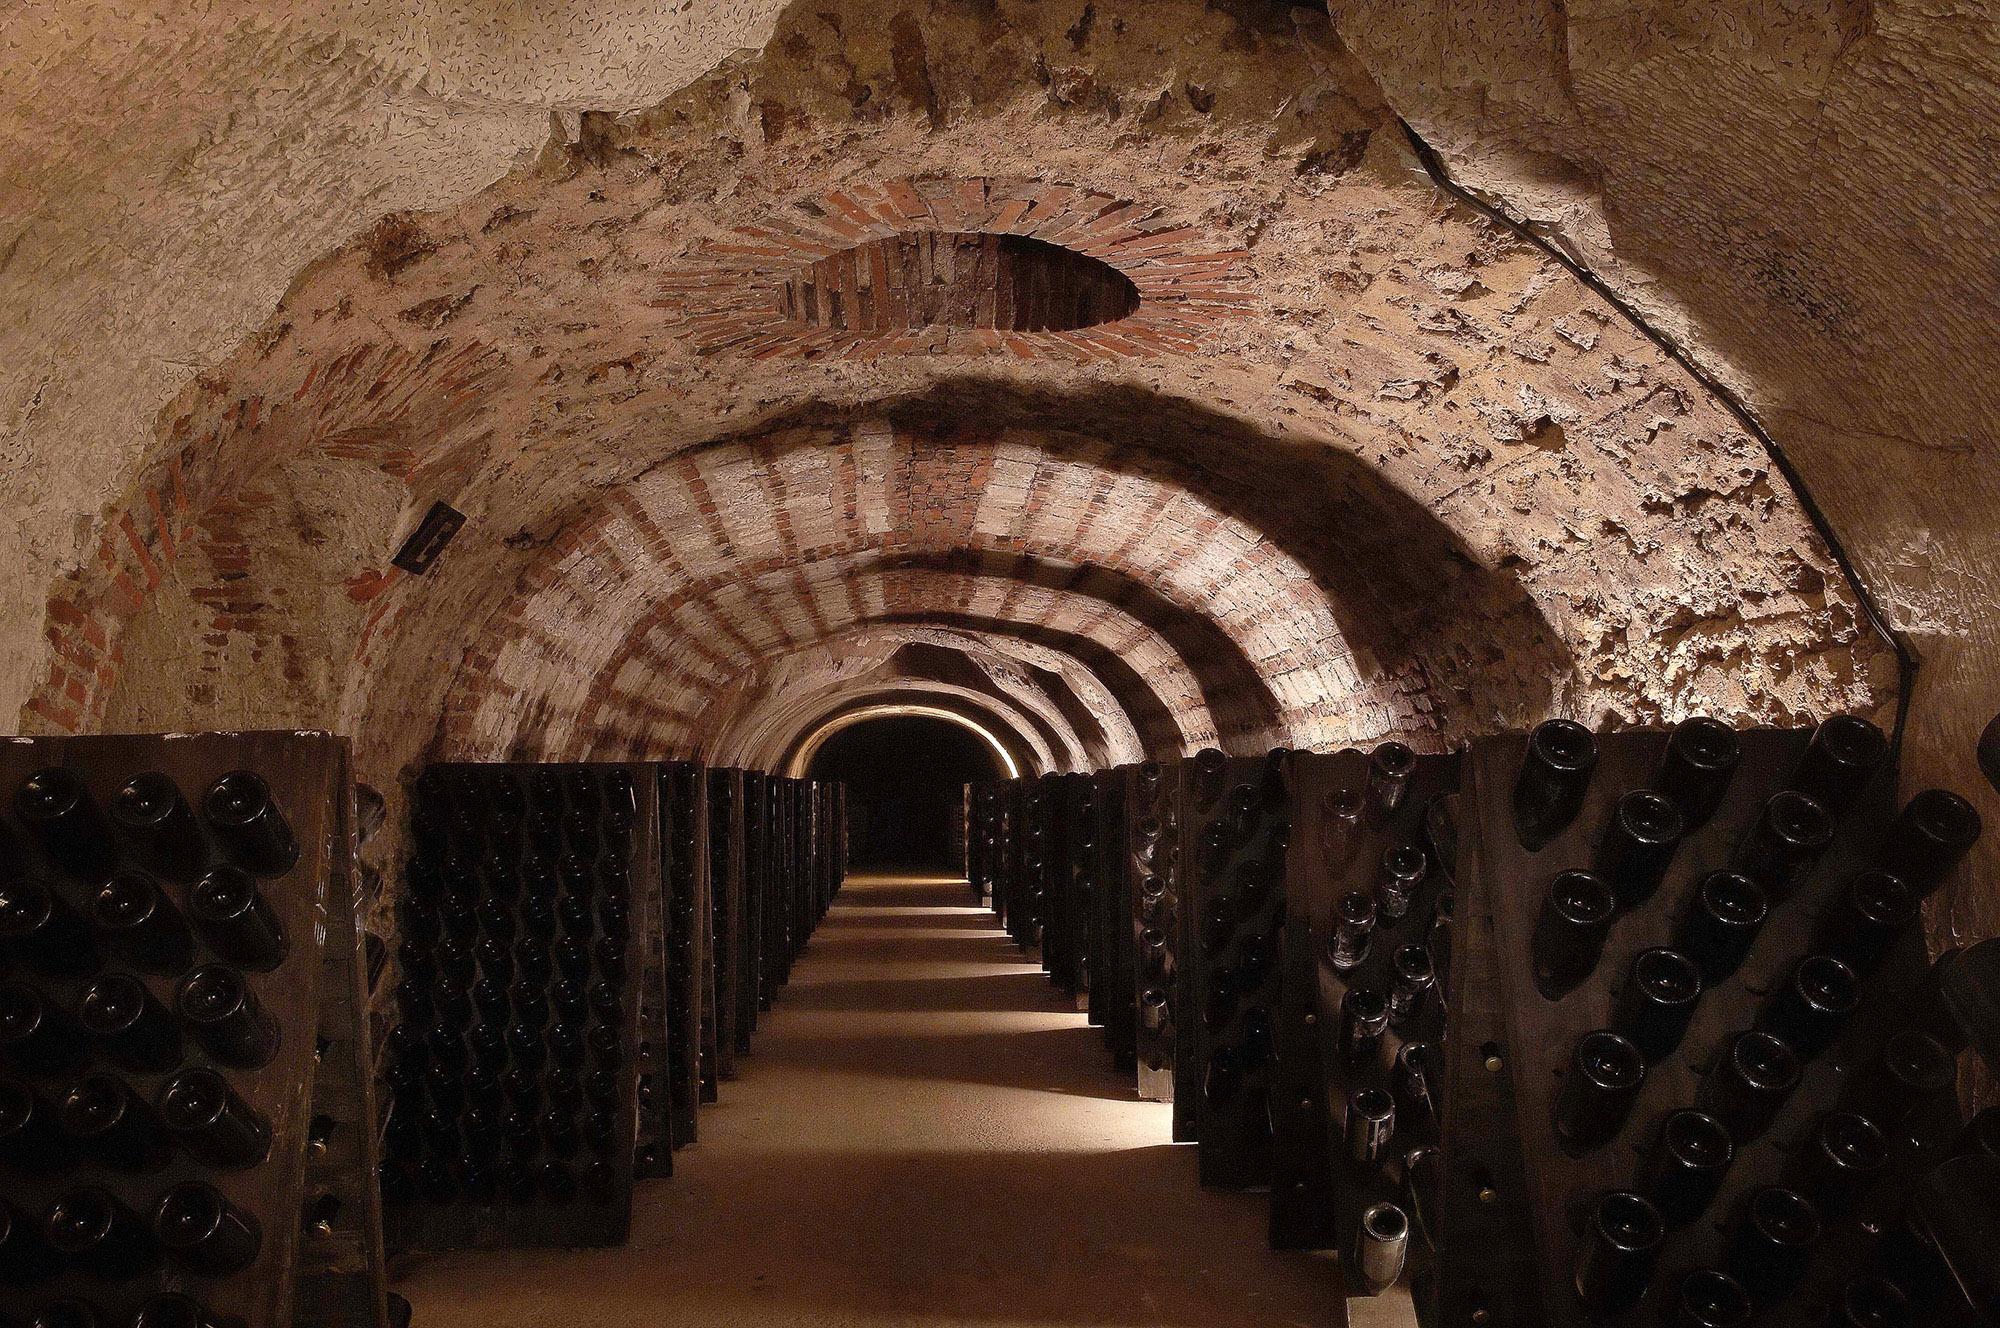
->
{"left": 395, "top": 873, "right": 1411, "bottom": 1326}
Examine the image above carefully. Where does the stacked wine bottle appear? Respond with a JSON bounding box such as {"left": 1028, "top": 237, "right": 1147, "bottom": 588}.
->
{"left": 657, "top": 764, "right": 705, "bottom": 1152}
{"left": 1127, "top": 762, "right": 1182, "bottom": 1104}
{"left": 1269, "top": 742, "right": 1460, "bottom": 1296}
{"left": 0, "top": 732, "right": 379, "bottom": 1328}
{"left": 1087, "top": 769, "right": 1135, "bottom": 1074}
{"left": 378, "top": 764, "right": 651, "bottom": 1249}
{"left": 1435, "top": 718, "right": 1989, "bottom": 1327}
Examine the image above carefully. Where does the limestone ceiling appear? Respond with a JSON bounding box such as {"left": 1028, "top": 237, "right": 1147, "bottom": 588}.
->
{"left": 9, "top": 0, "right": 1903, "bottom": 815}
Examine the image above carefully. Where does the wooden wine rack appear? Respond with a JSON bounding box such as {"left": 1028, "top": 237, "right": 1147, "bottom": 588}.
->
{"left": 0, "top": 730, "right": 386, "bottom": 1328}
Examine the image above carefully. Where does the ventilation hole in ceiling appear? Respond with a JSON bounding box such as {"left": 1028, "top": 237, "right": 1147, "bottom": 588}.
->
{"left": 778, "top": 231, "right": 1141, "bottom": 333}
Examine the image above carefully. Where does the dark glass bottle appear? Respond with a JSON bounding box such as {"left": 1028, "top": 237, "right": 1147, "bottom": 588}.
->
{"left": 1656, "top": 717, "right": 1741, "bottom": 830}
{"left": 15, "top": 769, "right": 115, "bottom": 883}
{"left": 157, "top": 1067, "right": 270, "bottom": 1168}
{"left": 90, "top": 873, "right": 193, "bottom": 974}
{"left": 1845, "top": 1030, "right": 1954, "bottom": 1128}
{"left": 1815, "top": 870, "right": 1916, "bottom": 975}
{"left": 1824, "top": 1279, "right": 1911, "bottom": 1328}
{"left": 109, "top": 773, "right": 206, "bottom": 881}
{"left": 30, "top": 1300, "right": 103, "bottom": 1328}
{"left": 1368, "top": 742, "right": 1416, "bottom": 815}
{"left": 154, "top": 1181, "right": 260, "bottom": 1274}
{"left": 1531, "top": 871, "right": 1615, "bottom": 998}
{"left": 131, "top": 1294, "right": 246, "bottom": 1328}
{"left": 1735, "top": 791, "right": 1834, "bottom": 899}
{"left": 1513, "top": 720, "right": 1598, "bottom": 848}
{"left": 59, "top": 1073, "right": 169, "bottom": 1172}
{"left": 1339, "top": 988, "right": 1389, "bottom": 1069}
{"left": 77, "top": 973, "right": 182, "bottom": 1072}
{"left": 1882, "top": 789, "right": 1982, "bottom": 894}
{"left": 1641, "top": 1109, "right": 1734, "bottom": 1228}
{"left": 1388, "top": 944, "right": 1436, "bottom": 1029}
{"left": 1328, "top": 890, "right": 1376, "bottom": 972}
{"left": 1391, "top": 1041, "right": 1437, "bottom": 1133}
{"left": 1376, "top": 844, "right": 1425, "bottom": 922}
{"left": 1786, "top": 1110, "right": 1887, "bottom": 1216}
{"left": 1699, "top": 1031, "right": 1801, "bottom": 1143}
{"left": 1666, "top": 1270, "right": 1751, "bottom": 1328}
{"left": 0, "top": 876, "right": 98, "bottom": 976}
{"left": 187, "top": 867, "right": 287, "bottom": 970}
{"left": 44, "top": 1185, "right": 157, "bottom": 1278}
{"left": 1613, "top": 947, "right": 1703, "bottom": 1061}
{"left": 1352, "top": 1201, "right": 1408, "bottom": 1298}
{"left": 1677, "top": 870, "right": 1769, "bottom": 983}
{"left": 1596, "top": 790, "right": 1685, "bottom": 909}
{"left": 1726, "top": 1186, "right": 1822, "bottom": 1298}
{"left": 201, "top": 771, "right": 298, "bottom": 877}
{"left": 0, "top": 1076, "right": 77, "bottom": 1174}
{"left": 0, "top": 1195, "right": 54, "bottom": 1283}
{"left": 0, "top": 981, "right": 87, "bottom": 1076}
{"left": 175, "top": 965, "right": 280, "bottom": 1068}
{"left": 1757, "top": 954, "right": 1859, "bottom": 1060}
{"left": 1572, "top": 1191, "right": 1663, "bottom": 1318}
{"left": 1789, "top": 714, "right": 1887, "bottom": 813}
{"left": 1553, "top": 1030, "right": 1645, "bottom": 1154}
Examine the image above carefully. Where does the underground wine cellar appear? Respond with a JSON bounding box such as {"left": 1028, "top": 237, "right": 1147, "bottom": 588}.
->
{"left": 3, "top": 1, "right": 1999, "bottom": 1325}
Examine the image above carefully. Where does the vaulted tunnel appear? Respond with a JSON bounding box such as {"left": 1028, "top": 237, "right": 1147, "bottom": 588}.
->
{"left": 3, "top": 0, "right": 1997, "bottom": 1324}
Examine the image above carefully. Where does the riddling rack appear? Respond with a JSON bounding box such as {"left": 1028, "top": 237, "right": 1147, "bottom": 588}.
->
{"left": 378, "top": 763, "right": 844, "bottom": 1254}
{"left": 966, "top": 720, "right": 1996, "bottom": 1324}
{"left": 0, "top": 731, "right": 387, "bottom": 1328}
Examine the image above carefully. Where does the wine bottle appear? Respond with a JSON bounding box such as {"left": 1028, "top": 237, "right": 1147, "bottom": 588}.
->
{"left": 109, "top": 773, "right": 206, "bottom": 881}
{"left": 1339, "top": 988, "right": 1389, "bottom": 1069}
{"left": 1391, "top": 1041, "right": 1438, "bottom": 1134}
{"left": 0, "top": 1195, "right": 55, "bottom": 1284}
{"left": 175, "top": 965, "right": 280, "bottom": 1068}
{"left": 1572, "top": 1191, "right": 1663, "bottom": 1317}
{"left": 1789, "top": 714, "right": 1887, "bottom": 813}
{"left": 44, "top": 1185, "right": 157, "bottom": 1278}
{"left": 1735, "top": 791, "right": 1834, "bottom": 899}
{"left": 1368, "top": 742, "right": 1416, "bottom": 815}
{"left": 29, "top": 1301, "right": 103, "bottom": 1328}
{"left": 1844, "top": 1030, "right": 1953, "bottom": 1129}
{"left": 1596, "top": 790, "right": 1685, "bottom": 909}
{"left": 1351, "top": 1202, "right": 1408, "bottom": 1298}
{"left": 1757, "top": 954, "right": 1859, "bottom": 1059}
{"left": 187, "top": 867, "right": 287, "bottom": 970}
{"left": 77, "top": 973, "right": 182, "bottom": 1072}
{"left": 1553, "top": 1030, "right": 1645, "bottom": 1154}
{"left": 1666, "top": 1270, "right": 1751, "bottom": 1328}
{"left": 1613, "top": 947, "right": 1703, "bottom": 1061}
{"left": 1513, "top": 720, "right": 1598, "bottom": 848}
{"left": 59, "top": 1073, "right": 170, "bottom": 1172}
{"left": 1531, "top": 871, "right": 1615, "bottom": 998}
{"left": 1656, "top": 717, "right": 1741, "bottom": 830}
{"left": 0, "top": 981, "right": 88, "bottom": 1076}
{"left": 1699, "top": 1031, "right": 1801, "bottom": 1143}
{"left": 157, "top": 1067, "right": 270, "bottom": 1168}
{"left": 1677, "top": 870, "right": 1769, "bottom": 984}
{"left": 1883, "top": 789, "right": 1982, "bottom": 895}
{"left": 1641, "top": 1109, "right": 1733, "bottom": 1228}
{"left": 1825, "top": 1279, "right": 1911, "bottom": 1328}
{"left": 90, "top": 873, "right": 194, "bottom": 974}
{"left": 0, "top": 1077, "right": 77, "bottom": 1174}
{"left": 1726, "top": 1186, "right": 1821, "bottom": 1298}
{"left": 1387, "top": 944, "right": 1436, "bottom": 1029}
{"left": 1815, "top": 870, "right": 1916, "bottom": 975}
{"left": 1786, "top": 1110, "right": 1887, "bottom": 1216}
{"left": 1346, "top": 1087, "right": 1396, "bottom": 1166}
{"left": 1376, "top": 844, "right": 1425, "bottom": 922}
{"left": 0, "top": 876, "right": 98, "bottom": 976}
{"left": 15, "top": 769, "right": 115, "bottom": 883}
{"left": 153, "top": 1181, "right": 260, "bottom": 1274}
{"left": 201, "top": 771, "right": 298, "bottom": 876}
{"left": 1327, "top": 890, "right": 1376, "bottom": 972}
{"left": 131, "top": 1295, "right": 247, "bottom": 1328}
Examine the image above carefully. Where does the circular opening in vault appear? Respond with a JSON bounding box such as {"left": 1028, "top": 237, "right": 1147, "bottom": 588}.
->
{"left": 778, "top": 231, "right": 1141, "bottom": 333}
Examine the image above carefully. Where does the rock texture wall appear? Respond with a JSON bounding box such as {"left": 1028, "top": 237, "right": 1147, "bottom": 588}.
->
{"left": 1328, "top": 0, "right": 2000, "bottom": 945}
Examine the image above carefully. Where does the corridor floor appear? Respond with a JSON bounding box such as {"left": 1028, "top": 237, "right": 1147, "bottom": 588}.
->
{"left": 396, "top": 873, "right": 1412, "bottom": 1327}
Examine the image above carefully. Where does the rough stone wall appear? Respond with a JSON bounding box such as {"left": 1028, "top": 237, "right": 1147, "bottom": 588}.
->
{"left": 1327, "top": 0, "right": 2000, "bottom": 946}
{"left": 5, "top": 0, "right": 1902, "bottom": 897}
